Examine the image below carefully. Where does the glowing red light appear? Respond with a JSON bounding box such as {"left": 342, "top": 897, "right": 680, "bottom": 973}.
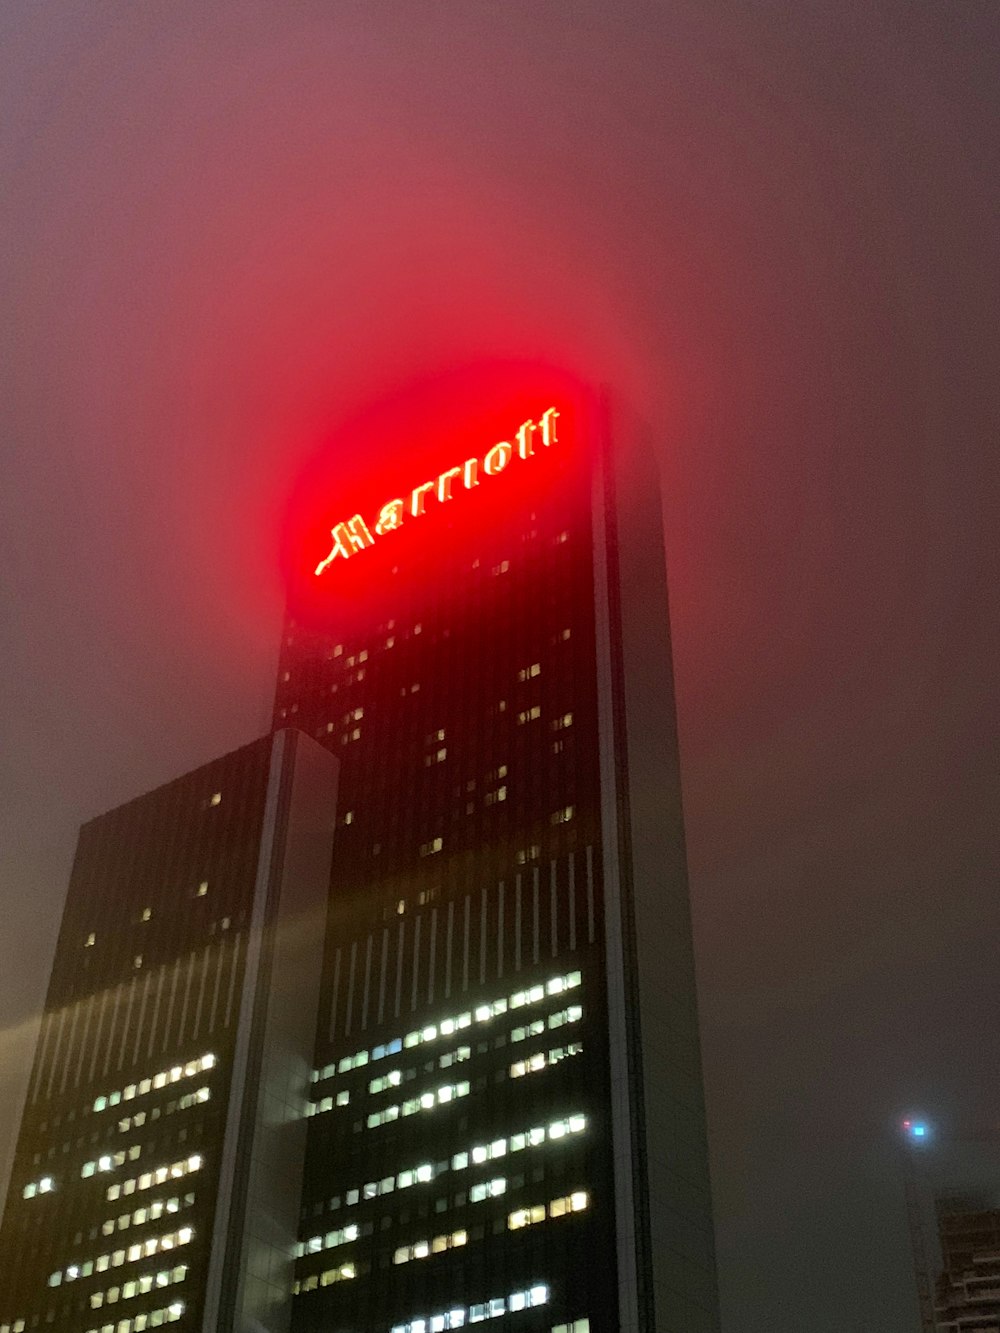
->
{"left": 313, "top": 406, "right": 560, "bottom": 577}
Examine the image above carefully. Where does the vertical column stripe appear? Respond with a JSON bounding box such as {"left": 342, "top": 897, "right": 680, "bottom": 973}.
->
{"left": 72, "top": 994, "right": 95, "bottom": 1090}
{"left": 344, "top": 941, "right": 358, "bottom": 1036}
{"left": 162, "top": 960, "right": 182, "bottom": 1051}
{"left": 222, "top": 936, "right": 241, "bottom": 1028}
{"left": 132, "top": 973, "right": 153, "bottom": 1068}
{"left": 145, "top": 966, "right": 166, "bottom": 1060}
{"left": 377, "top": 929, "right": 389, "bottom": 1026}
{"left": 394, "top": 922, "right": 405, "bottom": 1019}
{"left": 550, "top": 861, "right": 559, "bottom": 958}
{"left": 462, "top": 897, "right": 471, "bottom": 993}
{"left": 177, "top": 952, "right": 197, "bottom": 1046}
{"left": 45, "top": 1007, "right": 68, "bottom": 1101}
{"left": 586, "top": 844, "right": 596, "bottom": 944}
{"left": 515, "top": 876, "right": 522, "bottom": 972}
{"left": 410, "top": 917, "right": 422, "bottom": 1012}
{"left": 191, "top": 946, "right": 211, "bottom": 1044}
{"left": 206, "top": 942, "right": 225, "bottom": 1038}
{"left": 117, "top": 978, "right": 138, "bottom": 1072}
{"left": 532, "top": 868, "right": 541, "bottom": 965}
{"left": 88, "top": 987, "right": 111, "bottom": 1083}
{"left": 568, "top": 852, "right": 577, "bottom": 952}
{"left": 327, "top": 948, "right": 342, "bottom": 1042}
{"left": 479, "top": 888, "right": 488, "bottom": 985}
{"left": 444, "top": 902, "right": 455, "bottom": 1000}
{"left": 427, "top": 909, "right": 438, "bottom": 1006}
{"left": 360, "top": 935, "right": 373, "bottom": 1032}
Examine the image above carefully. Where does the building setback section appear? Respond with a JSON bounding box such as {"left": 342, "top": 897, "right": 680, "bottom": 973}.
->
{"left": 0, "top": 730, "right": 338, "bottom": 1333}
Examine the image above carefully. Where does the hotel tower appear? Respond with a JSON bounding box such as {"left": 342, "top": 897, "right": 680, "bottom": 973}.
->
{"left": 0, "top": 387, "right": 720, "bottom": 1333}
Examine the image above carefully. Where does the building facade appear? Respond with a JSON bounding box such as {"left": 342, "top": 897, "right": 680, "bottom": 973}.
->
{"left": 276, "top": 390, "right": 719, "bottom": 1333}
{"left": 0, "top": 731, "right": 338, "bottom": 1333}
{"left": 934, "top": 1197, "right": 1000, "bottom": 1333}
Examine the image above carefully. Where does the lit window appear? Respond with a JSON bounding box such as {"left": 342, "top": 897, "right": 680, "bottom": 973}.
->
{"left": 209, "top": 793, "right": 221, "bottom": 806}
{"left": 517, "top": 663, "right": 541, "bottom": 681}
{"left": 84, "top": 933, "right": 96, "bottom": 948}
{"left": 196, "top": 881, "right": 208, "bottom": 897}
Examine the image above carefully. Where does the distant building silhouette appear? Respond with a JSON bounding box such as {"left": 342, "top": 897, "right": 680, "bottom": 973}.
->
{"left": 934, "top": 1195, "right": 1000, "bottom": 1333}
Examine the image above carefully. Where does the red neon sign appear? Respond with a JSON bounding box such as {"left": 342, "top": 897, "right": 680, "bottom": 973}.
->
{"left": 314, "top": 407, "right": 560, "bottom": 576}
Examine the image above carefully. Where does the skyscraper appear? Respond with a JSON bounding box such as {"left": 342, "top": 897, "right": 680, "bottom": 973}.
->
{"left": 0, "top": 731, "right": 338, "bottom": 1333}
{"left": 1, "top": 382, "right": 720, "bottom": 1333}
{"left": 276, "top": 386, "right": 719, "bottom": 1333}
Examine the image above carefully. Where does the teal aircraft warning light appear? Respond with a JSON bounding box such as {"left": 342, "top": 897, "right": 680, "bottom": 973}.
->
{"left": 902, "top": 1117, "right": 930, "bottom": 1144}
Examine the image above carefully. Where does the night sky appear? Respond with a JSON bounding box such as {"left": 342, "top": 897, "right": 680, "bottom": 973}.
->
{"left": 1, "top": 4, "right": 998, "bottom": 1328}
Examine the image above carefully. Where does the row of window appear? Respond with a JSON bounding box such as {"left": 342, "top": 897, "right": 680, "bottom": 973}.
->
{"left": 49, "top": 1227, "right": 193, "bottom": 1287}
{"left": 509, "top": 1042, "right": 583, "bottom": 1080}
{"left": 393, "top": 1226, "right": 467, "bottom": 1265}
{"left": 299, "top": 1111, "right": 587, "bottom": 1244}
{"left": 298, "top": 1221, "right": 359, "bottom": 1258}
{"left": 85, "top": 1302, "right": 184, "bottom": 1333}
{"left": 469, "top": 1177, "right": 508, "bottom": 1203}
{"left": 365, "top": 1080, "right": 470, "bottom": 1129}
{"left": 511, "top": 1004, "right": 582, "bottom": 1042}
{"left": 86, "top": 1265, "right": 186, "bottom": 1311}
{"left": 302, "top": 1161, "right": 434, "bottom": 1233}
{"left": 292, "top": 1261, "right": 357, "bottom": 1295}
{"left": 508, "top": 1191, "right": 588, "bottom": 1230}
{"left": 82, "top": 872, "right": 217, "bottom": 947}
{"left": 20, "top": 1174, "right": 54, "bottom": 1199}
{"left": 305, "top": 1087, "right": 351, "bottom": 1116}
{"left": 101, "top": 1191, "right": 194, "bottom": 1237}
{"left": 82, "top": 1144, "right": 142, "bottom": 1178}
{"left": 309, "top": 614, "right": 568, "bottom": 673}
{"left": 116, "top": 1084, "right": 210, "bottom": 1133}
{"left": 389, "top": 1282, "right": 549, "bottom": 1332}
{"left": 93, "top": 1054, "right": 215, "bottom": 1114}
{"left": 452, "top": 1113, "right": 587, "bottom": 1170}
{"left": 419, "top": 807, "right": 574, "bottom": 858}
{"left": 106, "top": 1154, "right": 202, "bottom": 1202}
{"left": 311, "top": 972, "right": 582, "bottom": 1084}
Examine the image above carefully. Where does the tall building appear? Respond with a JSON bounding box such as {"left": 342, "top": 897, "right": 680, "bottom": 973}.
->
{"left": 1, "top": 384, "right": 720, "bottom": 1333}
{"left": 0, "top": 731, "right": 338, "bottom": 1333}
{"left": 276, "top": 387, "right": 719, "bottom": 1333}
{"left": 934, "top": 1197, "right": 1000, "bottom": 1332}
